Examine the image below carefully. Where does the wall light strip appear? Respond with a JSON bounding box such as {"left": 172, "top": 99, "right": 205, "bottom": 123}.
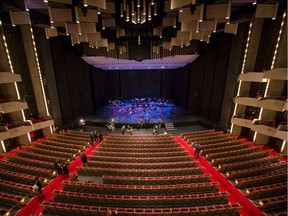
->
{"left": 29, "top": 24, "right": 53, "bottom": 134}
{"left": 240, "top": 21, "right": 253, "bottom": 74}
{"left": 1, "top": 141, "right": 6, "bottom": 153}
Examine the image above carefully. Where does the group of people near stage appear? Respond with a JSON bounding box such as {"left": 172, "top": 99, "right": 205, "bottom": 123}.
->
{"left": 90, "top": 130, "right": 103, "bottom": 145}
{"left": 121, "top": 125, "right": 134, "bottom": 135}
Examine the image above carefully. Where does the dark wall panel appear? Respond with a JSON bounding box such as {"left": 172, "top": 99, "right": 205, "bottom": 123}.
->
{"left": 50, "top": 37, "right": 93, "bottom": 124}
{"left": 120, "top": 71, "right": 141, "bottom": 98}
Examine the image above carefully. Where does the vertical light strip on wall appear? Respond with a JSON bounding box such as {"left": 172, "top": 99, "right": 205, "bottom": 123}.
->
{"left": 230, "top": 21, "right": 253, "bottom": 132}
{"left": 29, "top": 24, "right": 53, "bottom": 133}
{"left": 1, "top": 141, "right": 6, "bottom": 153}
{"left": 254, "top": 12, "right": 286, "bottom": 142}
{"left": 0, "top": 20, "right": 31, "bottom": 142}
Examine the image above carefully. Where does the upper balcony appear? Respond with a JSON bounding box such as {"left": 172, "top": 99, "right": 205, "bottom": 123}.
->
{"left": 235, "top": 96, "right": 258, "bottom": 107}
{"left": 0, "top": 72, "right": 22, "bottom": 84}
{"left": 275, "top": 124, "right": 287, "bottom": 141}
{"left": 257, "top": 96, "right": 287, "bottom": 112}
{"left": 0, "top": 126, "right": 10, "bottom": 141}
{"left": 231, "top": 116, "right": 253, "bottom": 128}
{"left": 27, "top": 116, "right": 54, "bottom": 131}
{"left": 251, "top": 119, "right": 278, "bottom": 137}
{"left": 239, "top": 72, "right": 265, "bottom": 82}
{"left": 0, "top": 99, "right": 28, "bottom": 114}
{"left": 263, "top": 68, "right": 287, "bottom": 80}
{"left": 0, "top": 122, "right": 33, "bottom": 141}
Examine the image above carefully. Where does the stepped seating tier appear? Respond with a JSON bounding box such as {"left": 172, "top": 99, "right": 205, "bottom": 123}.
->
{"left": 41, "top": 201, "right": 242, "bottom": 216}
{"left": 0, "top": 179, "right": 33, "bottom": 195}
{"left": 103, "top": 174, "right": 212, "bottom": 185}
{"left": 226, "top": 161, "right": 287, "bottom": 180}
{"left": 53, "top": 190, "right": 230, "bottom": 208}
{"left": 97, "top": 146, "right": 183, "bottom": 153}
{"left": 41, "top": 139, "right": 86, "bottom": 149}
{"left": 87, "top": 161, "right": 198, "bottom": 170}
{"left": 246, "top": 182, "right": 287, "bottom": 199}
{"left": 93, "top": 151, "right": 189, "bottom": 158}
{"left": 6, "top": 155, "right": 55, "bottom": 170}
{"left": 88, "top": 155, "right": 192, "bottom": 163}
{"left": 62, "top": 181, "right": 219, "bottom": 195}
{"left": 77, "top": 167, "right": 205, "bottom": 177}
{"left": 15, "top": 150, "right": 64, "bottom": 162}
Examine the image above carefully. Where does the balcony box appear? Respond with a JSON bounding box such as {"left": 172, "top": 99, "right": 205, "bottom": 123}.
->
{"left": 257, "top": 98, "right": 286, "bottom": 112}
{"left": 239, "top": 72, "right": 265, "bottom": 82}
{"left": 231, "top": 117, "right": 253, "bottom": 128}
{"left": 0, "top": 131, "right": 10, "bottom": 141}
{"left": 275, "top": 130, "right": 287, "bottom": 141}
{"left": 0, "top": 100, "right": 28, "bottom": 114}
{"left": 251, "top": 124, "right": 277, "bottom": 137}
{"left": 0, "top": 72, "right": 22, "bottom": 84}
{"left": 263, "top": 68, "right": 287, "bottom": 80}
{"left": 235, "top": 97, "right": 258, "bottom": 107}
{"left": 8, "top": 124, "right": 33, "bottom": 138}
{"left": 33, "top": 119, "right": 54, "bottom": 130}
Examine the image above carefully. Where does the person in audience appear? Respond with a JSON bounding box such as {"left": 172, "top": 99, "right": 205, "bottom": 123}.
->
{"left": 94, "top": 130, "right": 99, "bottom": 143}
{"left": 145, "top": 118, "right": 150, "bottom": 128}
{"left": 55, "top": 160, "right": 62, "bottom": 174}
{"left": 163, "top": 129, "right": 168, "bottom": 135}
{"left": 32, "top": 176, "right": 44, "bottom": 199}
{"left": 121, "top": 125, "right": 126, "bottom": 135}
{"left": 90, "top": 131, "right": 94, "bottom": 146}
{"left": 99, "top": 132, "right": 103, "bottom": 142}
{"left": 81, "top": 153, "right": 88, "bottom": 167}
{"left": 62, "top": 162, "right": 69, "bottom": 178}
{"left": 194, "top": 143, "right": 201, "bottom": 159}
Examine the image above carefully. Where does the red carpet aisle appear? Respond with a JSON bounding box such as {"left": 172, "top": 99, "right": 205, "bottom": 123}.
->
{"left": 15, "top": 140, "right": 101, "bottom": 216}
{"left": 174, "top": 136, "right": 265, "bottom": 216}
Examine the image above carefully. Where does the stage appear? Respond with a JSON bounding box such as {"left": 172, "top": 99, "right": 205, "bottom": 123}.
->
{"left": 84, "top": 98, "right": 215, "bottom": 129}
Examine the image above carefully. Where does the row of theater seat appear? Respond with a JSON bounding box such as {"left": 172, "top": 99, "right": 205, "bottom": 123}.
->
{"left": 211, "top": 150, "right": 271, "bottom": 166}
{"left": 77, "top": 167, "right": 205, "bottom": 177}
{"left": 246, "top": 181, "right": 287, "bottom": 199}
{"left": 188, "top": 137, "right": 235, "bottom": 145}
{"left": 103, "top": 140, "right": 177, "bottom": 144}
{"left": 62, "top": 181, "right": 220, "bottom": 195}
{"left": 201, "top": 140, "right": 244, "bottom": 150}
{"left": 53, "top": 190, "right": 230, "bottom": 208}
{"left": 41, "top": 201, "right": 241, "bottom": 216}
{"left": 93, "top": 151, "right": 188, "bottom": 158}
{"left": 49, "top": 136, "right": 88, "bottom": 145}
{"left": 186, "top": 133, "right": 229, "bottom": 142}
{"left": 100, "top": 142, "right": 180, "bottom": 148}
{"left": 87, "top": 161, "right": 198, "bottom": 170}
{"left": 41, "top": 139, "right": 86, "bottom": 149}
{"left": 259, "top": 195, "right": 287, "bottom": 211}
{"left": 180, "top": 129, "right": 215, "bottom": 137}
{"left": 89, "top": 155, "right": 191, "bottom": 163}
{"left": 0, "top": 191, "right": 25, "bottom": 206}
{"left": 102, "top": 174, "right": 212, "bottom": 185}
{"left": 206, "top": 146, "right": 261, "bottom": 160}
{"left": 55, "top": 134, "right": 89, "bottom": 142}
{"left": 97, "top": 146, "right": 183, "bottom": 153}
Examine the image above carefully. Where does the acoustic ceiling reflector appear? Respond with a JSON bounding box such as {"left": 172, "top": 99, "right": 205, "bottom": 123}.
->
{"left": 117, "top": 29, "right": 125, "bottom": 38}
{"left": 181, "top": 20, "right": 198, "bottom": 32}
{"left": 206, "top": 3, "right": 231, "bottom": 20}
{"left": 224, "top": 23, "right": 238, "bottom": 34}
{"left": 199, "top": 20, "right": 217, "bottom": 32}
{"left": 255, "top": 3, "right": 278, "bottom": 19}
{"left": 107, "top": 43, "right": 115, "bottom": 50}
{"left": 78, "top": 23, "right": 97, "bottom": 34}
{"left": 165, "top": 1, "right": 178, "bottom": 12}
{"left": 171, "top": 38, "right": 183, "bottom": 46}
{"left": 99, "top": 2, "right": 115, "bottom": 13}
{"left": 48, "top": 7, "right": 72, "bottom": 23}
{"left": 83, "top": 0, "right": 106, "bottom": 9}
{"left": 10, "top": 11, "right": 31, "bottom": 26}
{"left": 119, "top": 46, "right": 127, "bottom": 54}
{"left": 71, "top": 34, "right": 80, "bottom": 45}
{"left": 201, "top": 31, "right": 211, "bottom": 42}
{"left": 75, "top": 7, "right": 98, "bottom": 23}
{"left": 97, "top": 39, "right": 108, "bottom": 47}
{"left": 154, "top": 28, "right": 162, "bottom": 37}
{"left": 45, "top": 27, "right": 58, "bottom": 39}
{"left": 179, "top": 5, "right": 204, "bottom": 22}
{"left": 86, "top": 32, "right": 101, "bottom": 42}
{"left": 103, "top": 19, "right": 116, "bottom": 28}
{"left": 163, "top": 17, "right": 176, "bottom": 27}
{"left": 176, "top": 31, "right": 192, "bottom": 40}
{"left": 171, "top": 0, "right": 194, "bottom": 10}
{"left": 65, "top": 23, "right": 78, "bottom": 34}
{"left": 163, "top": 41, "right": 172, "bottom": 50}
{"left": 191, "top": 32, "right": 201, "bottom": 40}
{"left": 152, "top": 46, "right": 160, "bottom": 53}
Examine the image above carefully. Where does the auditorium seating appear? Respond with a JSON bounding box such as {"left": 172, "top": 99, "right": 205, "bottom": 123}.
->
{"left": 40, "top": 133, "right": 242, "bottom": 216}
{"left": 185, "top": 129, "right": 288, "bottom": 215}
{"left": 0, "top": 131, "right": 90, "bottom": 215}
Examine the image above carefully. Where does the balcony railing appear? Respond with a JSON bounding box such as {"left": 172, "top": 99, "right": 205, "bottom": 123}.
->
{"left": 0, "top": 72, "right": 22, "bottom": 84}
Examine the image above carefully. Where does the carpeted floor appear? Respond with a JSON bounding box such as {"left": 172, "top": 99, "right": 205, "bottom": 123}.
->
{"left": 174, "top": 136, "right": 265, "bottom": 216}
